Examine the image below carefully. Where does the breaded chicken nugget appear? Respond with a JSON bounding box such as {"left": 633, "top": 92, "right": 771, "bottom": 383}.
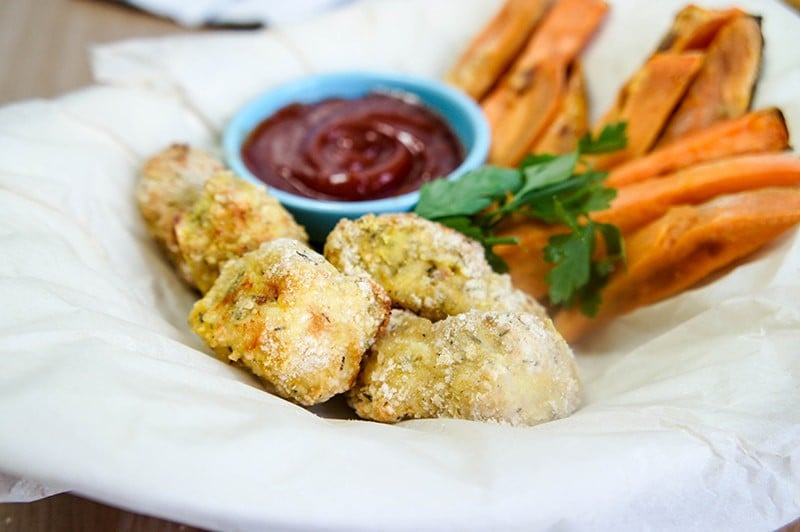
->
{"left": 175, "top": 171, "right": 308, "bottom": 293}
{"left": 136, "top": 144, "right": 224, "bottom": 284}
{"left": 324, "top": 213, "right": 547, "bottom": 321}
{"left": 189, "top": 238, "right": 391, "bottom": 406}
{"left": 348, "top": 309, "right": 581, "bottom": 426}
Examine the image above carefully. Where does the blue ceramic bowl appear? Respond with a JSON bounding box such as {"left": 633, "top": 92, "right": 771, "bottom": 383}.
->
{"left": 223, "top": 70, "right": 490, "bottom": 242}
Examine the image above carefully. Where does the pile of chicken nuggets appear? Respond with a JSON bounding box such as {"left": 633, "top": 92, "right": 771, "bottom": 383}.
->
{"left": 137, "top": 144, "right": 581, "bottom": 426}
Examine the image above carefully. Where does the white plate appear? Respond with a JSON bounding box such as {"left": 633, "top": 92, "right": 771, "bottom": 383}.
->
{"left": 1, "top": 0, "right": 799, "bottom": 529}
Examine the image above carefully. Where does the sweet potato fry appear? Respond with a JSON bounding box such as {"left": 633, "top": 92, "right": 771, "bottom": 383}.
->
{"left": 445, "top": 0, "right": 553, "bottom": 100}
{"left": 554, "top": 186, "right": 800, "bottom": 343}
{"left": 495, "top": 221, "right": 557, "bottom": 300}
{"left": 595, "top": 153, "right": 800, "bottom": 233}
{"left": 507, "top": 0, "right": 608, "bottom": 67}
{"left": 657, "top": 14, "right": 763, "bottom": 146}
{"left": 531, "top": 61, "right": 589, "bottom": 155}
{"left": 655, "top": 5, "right": 745, "bottom": 53}
{"left": 498, "top": 152, "right": 800, "bottom": 300}
{"left": 587, "top": 52, "right": 704, "bottom": 170}
{"left": 482, "top": 0, "right": 608, "bottom": 166}
{"left": 483, "top": 58, "right": 566, "bottom": 166}
{"left": 607, "top": 108, "right": 790, "bottom": 188}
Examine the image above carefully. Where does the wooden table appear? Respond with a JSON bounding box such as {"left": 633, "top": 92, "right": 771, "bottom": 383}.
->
{"left": 1, "top": 0, "right": 799, "bottom": 530}
{"left": 0, "top": 494, "right": 200, "bottom": 531}
{"left": 0, "top": 0, "right": 201, "bottom": 105}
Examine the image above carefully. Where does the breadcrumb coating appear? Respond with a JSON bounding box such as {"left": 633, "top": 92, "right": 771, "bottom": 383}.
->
{"left": 175, "top": 171, "right": 308, "bottom": 293}
{"left": 136, "top": 144, "right": 224, "bottom": 284}
{"left": 348, "top": 309, "right": 581, "bottom": 426}
{"left": 324, "top": 213, "right": 547, "bottom": 321}
{"left": 189, "top": 238, "right": 391, "bottom": 406}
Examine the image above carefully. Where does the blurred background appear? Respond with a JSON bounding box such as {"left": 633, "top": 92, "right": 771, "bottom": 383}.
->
{"left": 0, "top": 0, "right": 353, "bottom": 106}
{"left": 0, "top": 0, "right": 200, "bottom": 106}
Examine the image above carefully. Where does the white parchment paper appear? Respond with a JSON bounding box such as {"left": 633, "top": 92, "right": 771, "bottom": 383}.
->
{"left": 1, "top": 0, "right": 799, "bottom": 529}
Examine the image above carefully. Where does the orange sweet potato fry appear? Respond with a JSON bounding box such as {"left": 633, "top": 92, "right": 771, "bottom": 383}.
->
{"left": 553, "top": 186, "right": 800, "bottom": 343}
{"left": 507, "top": 0, "right": 609, "bottom": 68}
{"left": 607, "top": 108, "right": 790, "bottom": 188}
{"left": 498, "top": 152, "right": 800, "bottom": 301}
{"left": 495, "top": 221, "right": 558, "bottom": 300}
{"left": 445, "top": 0, "right": 553, "bottom": 100}
{"left": 657, "top": 14, "right": 763, "bottom": 146}
{"left": 655, "top": 5, "right": 745, "bottom": 53}
{"left": 595, "top": 153, "right": 800, "bottom": 233}
{"left": 530, "top": 61, "right": 589, "bottom": 155}
{"left": 483, "top": 58, "right": 566, "bottom": 166}
{"left": 587, "top": 52, "right": 704, "bottom": 170}
{"left": 482, "top": 0, "right": 608, "bottom": 166}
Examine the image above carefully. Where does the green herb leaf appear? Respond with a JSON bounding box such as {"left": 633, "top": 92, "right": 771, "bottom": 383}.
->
{"left": 578, "top": 122, "right": 628, "bottom": 154}
{"left": 434, "top": 216, "right": 516, "bottom": 273}
{"left": 544, "top": 227, "right": 593, "bottom": 306}
{"left": 516, "top": 151, "right": 579, "bottom": 202}
{"left": 414, "top": 165, "right": 521, "bottom": 220}
{"left": 597, "top": 222, "right": 624, "bottom": 258}
{"left": 414, "top": 121, "right": 628, "bottom": 317}
{"left": 434, "top": 215, "right": 487, "bottom": 242}
{"left": 577, "top": 281, "right": 603, "bottom": 317}
{"left": 484, "top": 248, "right": 510, "bottom": 273}
{"left": 519, "top": 153, "right": 559, "bottom": 168}
{"left": 561, "top": 179, "right": 617, "bottom": 215}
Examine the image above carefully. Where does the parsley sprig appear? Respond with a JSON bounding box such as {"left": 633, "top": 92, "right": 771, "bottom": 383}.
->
{"left": 413, "top": 123, "right": 628, "bottom": 317}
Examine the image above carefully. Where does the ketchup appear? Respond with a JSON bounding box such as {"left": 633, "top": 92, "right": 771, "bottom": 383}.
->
{"left": 241, "top": 93, "right": 464, "bottom": 201}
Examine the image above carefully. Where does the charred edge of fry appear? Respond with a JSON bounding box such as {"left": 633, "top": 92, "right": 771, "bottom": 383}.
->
{"left": 777, "top": 109, "right": 795, "bottom": 152}
{"left": 746, "top": 15, "right": 764, "bottom": 112}
{"left": 655, "top": 6, "right": 745, "bottom": 53}
{"left": 732, "top": 14, "right": 765, "bottom": 116}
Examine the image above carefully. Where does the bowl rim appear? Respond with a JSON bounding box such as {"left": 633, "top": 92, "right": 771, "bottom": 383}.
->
{"left": 222, "top": 69, "right": 490, "bottom": 215}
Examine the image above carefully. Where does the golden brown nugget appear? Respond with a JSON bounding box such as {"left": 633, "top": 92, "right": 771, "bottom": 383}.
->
{"left": 324, "top": 213, "right": 547, "bottom": 321}
{"left": 136, "top": 144, "right": 224, "bottom": 284}
{"left": 348, "top": 309, "right": 581, "bottom": 426}
{"left": 175, "top": 171, "right": 308, "bottom": 293}
{"left": 189, "top": 238, "right": 391, "bottom": 406}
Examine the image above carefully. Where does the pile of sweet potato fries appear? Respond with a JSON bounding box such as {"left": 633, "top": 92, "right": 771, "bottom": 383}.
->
{"left": 446, "top": 0, "right": 800, "bottom": 342}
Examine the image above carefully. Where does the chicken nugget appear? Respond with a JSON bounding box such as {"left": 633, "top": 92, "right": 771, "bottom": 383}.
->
{"left": 324, "top": 213, "right": 547, "bottom": 321}
{"left": 189, "top": 238, "right": 391, "bottom": 406}
{"left": 175, "top": 171, "right": 308, "bottom": 293}
{"left": 136, "top": 144, "right": 224, "bottom": 284}
{"left": 348, "top": 309, "right": 581, "bottom": 426}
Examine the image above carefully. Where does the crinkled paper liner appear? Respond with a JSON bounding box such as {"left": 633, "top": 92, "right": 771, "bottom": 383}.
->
{"left": 0, "top": 0, "right": 798, "bottom": 529}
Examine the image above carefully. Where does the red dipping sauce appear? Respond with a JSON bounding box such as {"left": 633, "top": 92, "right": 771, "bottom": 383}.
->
{"left": 241, "top": 93, "right": 464, "bottom": 201}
